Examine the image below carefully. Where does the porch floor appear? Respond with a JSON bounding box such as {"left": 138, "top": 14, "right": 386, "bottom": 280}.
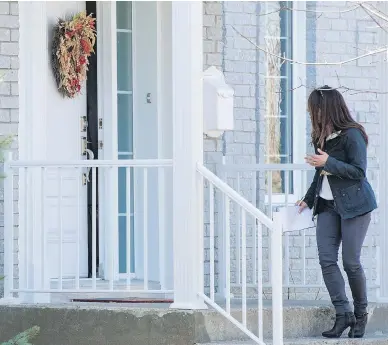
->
{"left": 48, "top": 278, "right": 170, "bottom": 304}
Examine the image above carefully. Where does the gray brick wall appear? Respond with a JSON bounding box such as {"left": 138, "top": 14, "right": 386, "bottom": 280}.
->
{"left": 203, "top": 1, "right": 224, "bottom": 293}
{"left": 204, "top": 1, "right": 383, "bottom": 301}
{"left": 0, "top": 1, "right": 19, "bottom": 297}
{"left": 300, "top": 1, "right": 381, "bottom": 300}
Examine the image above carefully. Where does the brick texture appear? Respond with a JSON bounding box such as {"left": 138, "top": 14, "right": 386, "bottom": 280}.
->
{"left": 0, "top": 1, "right": 18, "bottom": 297}
{"left": 0, "top": 0, "right": 383, "bottom": 302}
{"left": 203, "top": 1, "right": 383, "bottom": 301}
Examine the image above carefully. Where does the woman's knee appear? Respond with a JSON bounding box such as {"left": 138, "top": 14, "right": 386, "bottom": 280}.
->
{"left": 318, "top": 252, "right": 338, "bottom": 269}
{"left": 343, "top": 258, "right": 362, "bottom": 273}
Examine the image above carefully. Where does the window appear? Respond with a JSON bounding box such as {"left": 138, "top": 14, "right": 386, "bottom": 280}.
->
{"left": 263, "top": 1, "right": 306, "bottom": 203}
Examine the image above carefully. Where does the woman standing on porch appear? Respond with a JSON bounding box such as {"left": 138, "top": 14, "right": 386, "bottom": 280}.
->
{"left": 297, "top": 86, "right": 377, "bottom": 339}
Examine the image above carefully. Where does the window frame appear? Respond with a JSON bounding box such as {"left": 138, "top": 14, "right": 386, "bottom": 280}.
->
{"left": 264, "top": 1, "right": 307, "bottom": 205}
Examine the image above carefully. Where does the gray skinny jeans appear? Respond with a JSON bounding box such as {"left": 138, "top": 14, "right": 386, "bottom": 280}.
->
{"left": 316, "top": 203, "right": 371, "bottom": 315}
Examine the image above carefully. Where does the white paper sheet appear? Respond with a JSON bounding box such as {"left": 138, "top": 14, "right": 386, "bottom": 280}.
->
{"left": 277, "top": 205, "right": 316, "bottom": 232}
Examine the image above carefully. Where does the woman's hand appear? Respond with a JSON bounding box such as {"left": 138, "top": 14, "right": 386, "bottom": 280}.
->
{"left": 295, "top": 200, "right": 308, "bottom": 214}
{"left": 305, "top": 148, "right": 329, "bottom": 168}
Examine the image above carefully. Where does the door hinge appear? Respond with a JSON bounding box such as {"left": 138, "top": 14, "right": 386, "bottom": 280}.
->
{"left": 98, "top": 140, "right": 104, "bottom": 149}
{"left": 98, "top": 118, "right": 103, "bottom": 129}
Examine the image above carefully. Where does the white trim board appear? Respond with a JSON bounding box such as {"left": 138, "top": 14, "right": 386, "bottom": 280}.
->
{"left": 377, "top": 1, "right": 388, "bottom": 301}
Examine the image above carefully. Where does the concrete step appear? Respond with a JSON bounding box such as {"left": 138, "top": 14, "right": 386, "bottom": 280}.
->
{"left": 1, "top": 301, "right": 388, "bottom": 344}
{"left": 199, "top": 335, "right": 388, "bottom": 345}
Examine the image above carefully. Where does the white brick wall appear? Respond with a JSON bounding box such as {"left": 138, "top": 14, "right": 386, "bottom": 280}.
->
{"left": 0, "top": 1, "right": 18, "bottom": 297}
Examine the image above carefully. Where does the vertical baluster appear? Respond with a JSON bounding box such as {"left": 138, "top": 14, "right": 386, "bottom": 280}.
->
{"left": 92, "top": 167, "right": 97, "bottom": 290}
{"left": 58, "top": 168, "right": 63, "bottom": 290}
{"left": 3, "top": 152, "right": 14, "bottom": 298}
{"left": 251, "top": 173, "right": 257, "bottom": 284}
{"left": 284, "top": 233, "right": 290, "bottom": 286}
{"left": 257, "top": 221, "right": 263, "bottom": 343}
{"left": 301, "top": 170, "right": 307, "bottom": 200}
{"left": 268, "top": 171, "right": 273, "bottom": 280}
{"left": 241, "top": 209, "right": 247, "bottom": 327}
{"left": 109, "top": 167, "right": 114, "bottom": 291}
{"left": 126, "top": 166, "right": 132, "bottom": 287}
{"left": 76, "top": 167, "right": 81, "bottom": 290}
{"left": 253, "top": 214, "right": 257, "bottom": 285}
{"left": 284, "top": 169, "right": 289, "bottom": 206}
{"left": 236, "top": 172, "right": 241, "bottom": 285}
{"left": 30, "top": 168, "right": 35, "bottom": 291}
{"left": 209, "top": 183, "right": 215, "bottom": 301}
{"left": 41, "top": 167, "right": 46, "bottom": 289}
{"left": 302, "top": 231, "right": 306, "bottom": 285}
{"left": 158, "top": 167, "right": 166, "bottom": 290}
{"left": 284, "top": 169, "right": 290, "bottom": 286}
{"left": 225, "top": 195, "right": 231, "bottom": 314}
{"left": 143, "top": 168, "right": 148, "bottom": 290}
{"left": 24, "top": 167, "right": 28, "bottom": 290}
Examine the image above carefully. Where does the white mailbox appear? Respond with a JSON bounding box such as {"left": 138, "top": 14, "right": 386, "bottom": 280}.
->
{"left": 203, "top": 66, "right": 234, "bottom": 138}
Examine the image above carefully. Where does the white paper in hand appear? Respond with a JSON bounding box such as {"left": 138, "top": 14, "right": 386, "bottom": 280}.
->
{"left": 277, "top": 206, "right": 315, "bottom": 232}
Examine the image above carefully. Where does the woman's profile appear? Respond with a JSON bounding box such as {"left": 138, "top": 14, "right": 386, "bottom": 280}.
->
{"left": 297, "top": 86, "right": 377, "bottom": 339}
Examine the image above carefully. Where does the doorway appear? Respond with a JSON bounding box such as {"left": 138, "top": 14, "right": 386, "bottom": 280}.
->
{"left": 96, "top": 1, "right": 164, "bottom": 283}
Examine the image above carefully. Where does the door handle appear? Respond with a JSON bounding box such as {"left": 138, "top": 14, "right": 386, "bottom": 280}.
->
{"left": 81, "top": 137, "right": 93, "bottom": 156}
{"left": 83, "top": 149, "right": 95, "bottom": 185}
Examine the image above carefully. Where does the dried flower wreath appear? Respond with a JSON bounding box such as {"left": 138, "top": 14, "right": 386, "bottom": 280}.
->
{"left": 51, "top": 11, "right": 96, "bottom": 98}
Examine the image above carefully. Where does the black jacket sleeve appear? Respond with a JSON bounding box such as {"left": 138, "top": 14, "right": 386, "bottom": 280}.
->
{"left": 303, "top": 143, "right": 320, "bottom": 209}
{"left": 323, "top": 128, "right": 367, "bottom": 180}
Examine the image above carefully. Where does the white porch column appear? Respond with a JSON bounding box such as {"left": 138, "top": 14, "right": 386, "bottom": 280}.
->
{"left": 170, "top": 1, "right": 207, "bottom": 310}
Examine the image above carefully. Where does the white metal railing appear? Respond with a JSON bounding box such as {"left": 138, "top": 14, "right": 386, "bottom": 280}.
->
{"left": 217, "top": 161, "right": 380, "bottom": 300}
{"left": 197, "top": 164, "right": 283, "bottom": 345}
{"left": 2, "top": 153, "right": 173, "bottom": 301}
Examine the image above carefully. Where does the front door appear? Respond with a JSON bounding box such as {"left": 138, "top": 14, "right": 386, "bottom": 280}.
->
{"left": 46, "top": 1, "right": 89, "bottom": 279}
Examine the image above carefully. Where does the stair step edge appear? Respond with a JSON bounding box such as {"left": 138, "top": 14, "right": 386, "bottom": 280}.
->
{"left": 198, "top": 334, "right": 388, "bottom": 345}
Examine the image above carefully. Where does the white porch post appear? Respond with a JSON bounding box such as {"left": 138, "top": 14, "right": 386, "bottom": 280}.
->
{"left": 170, "top": 1, "right": 207, "bottom": 310}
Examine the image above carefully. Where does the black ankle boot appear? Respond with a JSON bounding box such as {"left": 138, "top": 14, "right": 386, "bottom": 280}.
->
{"left": 348, "top": 313, "right": 368, "bottom": 338}
{"left": 322, "top": 312, "right": 356, "bottom": 338}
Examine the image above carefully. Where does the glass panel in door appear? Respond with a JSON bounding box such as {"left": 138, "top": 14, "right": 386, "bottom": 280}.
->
{"left": 116, "top": 1, "right": 135, "bottom": 274}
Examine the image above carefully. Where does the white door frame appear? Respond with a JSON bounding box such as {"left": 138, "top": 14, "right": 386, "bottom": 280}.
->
{"left": 96, "top": 1, "right": 119, "bottom": 281}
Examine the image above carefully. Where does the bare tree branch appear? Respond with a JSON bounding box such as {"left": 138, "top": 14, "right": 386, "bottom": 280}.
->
{"left": 259, "top": 4, "right": 361, "bottom": 17}
{"left": 357, "top": 2, "right": 388, "bottom": 23}
{"left": 359, "top": 2, "right": 388, "bottom": 33}
{"left": 232, "top": 26, "right": 387, "bottom": 66}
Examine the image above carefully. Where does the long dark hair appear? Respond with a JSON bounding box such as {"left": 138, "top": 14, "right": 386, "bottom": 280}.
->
{"left": 308, "top": 85, "right": 368, "bottom": 148}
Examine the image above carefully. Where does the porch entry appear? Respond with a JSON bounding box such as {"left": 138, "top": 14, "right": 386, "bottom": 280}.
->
{"left": 86, "top": 1, "right": 137, "bottom": 276}
{"left": 95, "top": 1, "right": 161, "bottom": 279}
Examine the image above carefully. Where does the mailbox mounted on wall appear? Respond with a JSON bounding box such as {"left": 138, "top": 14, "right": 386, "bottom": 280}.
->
{"left": 203, "top": 66, "right": 234, "bottom": 138}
